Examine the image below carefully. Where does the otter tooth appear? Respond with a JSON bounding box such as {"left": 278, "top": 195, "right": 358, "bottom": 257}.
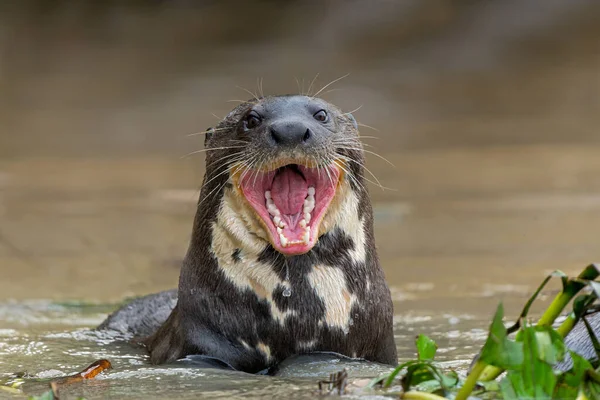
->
{"left": 302, "top": 229, "right": 310, "bottom": 244}
{"left": 277, "top": 227, "right": 283, "bottom": 234}
{"left": 307, "top": 187, "right": 315, "bottom": 196}
{"left": 304, "top": 212, "right": 311, "bottom": 223}
{"left": 279, "top": 234, "right": 288, "bottom": 247}
{"left": 265, "top": 191, "right": 271, "bottom": 200}
{"left": 278, "top": 220, "right": 285, "bottom": 228}
{"left": 273, "top": 215, "right": 281, "bottom": 226}
{"left": 303, "top": 195, "right": 315, "bottom": 214}
{"left": 299, "top": 219, "right": 306, "bottom": 228}
{"left": 268, "top": 203, "right": 280, "bottom": 216}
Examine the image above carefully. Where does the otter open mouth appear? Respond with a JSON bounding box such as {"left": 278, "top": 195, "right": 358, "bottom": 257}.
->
{"left": 239, "top": 163, "right": 341, "bottom": 255}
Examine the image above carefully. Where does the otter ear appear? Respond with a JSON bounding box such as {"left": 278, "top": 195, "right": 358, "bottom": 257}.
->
{"left": 204, "top": 127, "right": 214, "bottom": 146}
{"left": 347, "top": 114, "right": 358, "bottom": 130}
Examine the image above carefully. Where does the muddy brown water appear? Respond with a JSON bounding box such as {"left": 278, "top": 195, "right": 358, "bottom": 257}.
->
{"left": 2, "top": 145, "right": 599, "bottom": 398}
{"left": 1, "top": 2, "right": 600, "bottom": 398}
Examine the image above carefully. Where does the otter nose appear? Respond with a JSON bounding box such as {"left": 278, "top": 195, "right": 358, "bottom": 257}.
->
{"left": 269, "top": 121, "right": 312, "bottom": 146}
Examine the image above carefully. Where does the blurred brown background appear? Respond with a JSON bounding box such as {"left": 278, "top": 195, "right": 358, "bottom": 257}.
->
{"left": 1, "top": 0, "right": 599, "bottom": 306}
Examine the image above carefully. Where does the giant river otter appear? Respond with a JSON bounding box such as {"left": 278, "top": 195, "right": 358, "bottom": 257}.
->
{"left": 99, "top": 95, "right": 397, "bottom": 373}
{"left": 99, "top": 94, "right": 600, "bottom": 373}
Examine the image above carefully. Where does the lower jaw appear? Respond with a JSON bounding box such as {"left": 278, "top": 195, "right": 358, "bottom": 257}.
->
{"left": 269, "top": 226, "right": 319, "bottom": 255}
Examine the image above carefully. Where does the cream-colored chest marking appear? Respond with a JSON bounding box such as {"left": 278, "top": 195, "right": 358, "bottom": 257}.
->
{"left": 211, "top": 188, "right": 294, "bottom": 324}
{"left": 256, "top": 342, "right": 272, "bottom": 362}
{"left": 320, "top": 181, "right": 366, "bottom": 264}
{"left": 307, "top": 264, "right": 357, "bottom": 332}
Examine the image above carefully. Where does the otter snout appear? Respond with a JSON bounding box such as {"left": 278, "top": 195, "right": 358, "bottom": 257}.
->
{"left": 269, "top": 119, "right": 312, "bottom": 147}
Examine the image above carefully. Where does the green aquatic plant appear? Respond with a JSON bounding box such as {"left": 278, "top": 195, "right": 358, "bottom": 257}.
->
{"left": 367, "top": 264, "right": 600, "bottom": 399}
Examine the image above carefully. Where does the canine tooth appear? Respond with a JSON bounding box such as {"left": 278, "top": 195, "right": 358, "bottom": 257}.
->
{"left": 299, "top": 219, "right": 306, "bottom": 228}
{"left": 302, "top": 230, "right": 310, "bottom": 244}
{"left": 279, "top": 233, "right": 288, "bottom": 247}
{"left": 304, "top": 212, "right": 311, "bottom": 223}
{"left": 307, "top": 187, "right": 315, "bottom": 196}
{"left": 265, "top": 191, "right": 271, "bottom": 199}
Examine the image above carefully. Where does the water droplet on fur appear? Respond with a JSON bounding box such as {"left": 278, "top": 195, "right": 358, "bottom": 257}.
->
{"left": 349, "top": 318, "right": 354, "bottom": 326}
{"left": 282, "top": 287, "right": 292, "bottom": 297}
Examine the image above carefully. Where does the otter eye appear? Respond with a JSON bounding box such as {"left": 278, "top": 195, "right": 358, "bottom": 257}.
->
{"left": 245, "top": 111, "right": 261, "bottom": 129}
{"left": 313, "top": 110, "right": 328, "bottom": 122}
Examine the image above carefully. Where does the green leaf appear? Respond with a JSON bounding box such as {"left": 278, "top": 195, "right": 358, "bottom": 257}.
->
{"left": 381, "top": 360, "right": 421, "bottom": 388}
{"left": 581, "top": 316, "right": 600, "bottom": 363}
{"left": 416, "top": 334, "right": 437, "bottom": 361}
{"left": 578, "top": 264, "right": 600, "bottom": 281}
{"left": 402, "top": 364, "right": 436, "bottom": 392}
{"left": 500, "top": 325, "right": 562, "bottom": 399}
{"left": 28, "top": 390, "right": 55, "bottom": 400}
{"left": 531, "top": 326, "right": 565, "bottom": 365}
{"left": 479, "top": 303, "right": 524, "bottom": 370}
{"left": 559, "top": 351, "right": 593, "bottom": 388}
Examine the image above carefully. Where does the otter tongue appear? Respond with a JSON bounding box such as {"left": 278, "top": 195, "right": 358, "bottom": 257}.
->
{"left": 271, "top": 168, "right": 308, "bottom": 217}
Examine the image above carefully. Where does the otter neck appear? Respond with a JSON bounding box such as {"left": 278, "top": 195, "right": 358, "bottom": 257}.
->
{"left": 207, "top": 179, "right": 370, "bottom": 285}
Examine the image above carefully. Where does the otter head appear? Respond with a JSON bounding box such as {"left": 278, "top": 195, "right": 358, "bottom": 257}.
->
{"left": 203, "top": 95, "right": 363, "bottom": 256}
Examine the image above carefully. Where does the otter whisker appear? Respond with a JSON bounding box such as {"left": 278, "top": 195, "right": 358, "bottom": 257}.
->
{"left": 319, "top": 88, "right": 343, "bottom": 97}
{"left": 226, "top": 139, "right": 252, "bottom": 145}
{"left": 238, "top": 154, "right": 262, "bottom": 187}
{"left": 236, "top": 85, "right": 260, "bottom": 102}
{"left": 198, "top": 171, "right": 237, "bottom": 208}
{"left": 355, "top": 135, "right": 380, "bottom": 140}
{"left": 205, "top": 153, "right": 245, "bottom": 171}
{"left": 334, "top": 160, "right": 367, "bottom": 194}
{"left": 335, "top": 146, "right": 395, "bottom": 168}
{"left": 311, "top": 73, "right": 350, "bottom": 98}
{"left": 186, "top": 127, "right": 230, "bottom": 137}
{"left": 199, "top": 158, "right": 257, "bottom": 207}
{"left": 332, "top": 138, "right": 376, "bottom": 150}
{"left": 251, "top": 153, "right": 271, "bottom": 187}
{"left": 200, "top": 159, "right": 245, "bottom": 193}
{"left": 335, "top": 153, "right": 394, "bottom": 191}
{"left": 357, "top": 123, "right": 379, "bottom": 132}
{"left": 321, "top": 155, "right": 335, "bottom": 189}
{"left": 342, "top": 105, "right": 363, "bottom": 115}
{"left": 257, "top": 77, "right": 265, "bottom": 98}
{"left": 306, "top": 73, "right": 320, "bottom": 97}
{"left": 182, "top": 146, "right": 247, "bottom": 159}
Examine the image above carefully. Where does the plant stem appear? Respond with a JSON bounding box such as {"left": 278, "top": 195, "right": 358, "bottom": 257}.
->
{"left": 403, "top": 391, "right": 448, "bottom": 400}
{"left": 537, "top": 291, "right": 574, "bottom": 326}
{"left": 455, "top": 360, "right": 486, "bottom": 400}
{"left": 556, "top": 313, "right": 577, "bottom": 338}
{"left": 478, "top": 365, "right": 503, "bottom": 382}
{"left": 576, "top": 388, "right": 589, "bottom": 400}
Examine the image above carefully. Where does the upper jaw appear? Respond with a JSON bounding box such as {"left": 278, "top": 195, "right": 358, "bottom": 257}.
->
{"left": 232, "top": 159, "right": 342, "bottom": 255}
